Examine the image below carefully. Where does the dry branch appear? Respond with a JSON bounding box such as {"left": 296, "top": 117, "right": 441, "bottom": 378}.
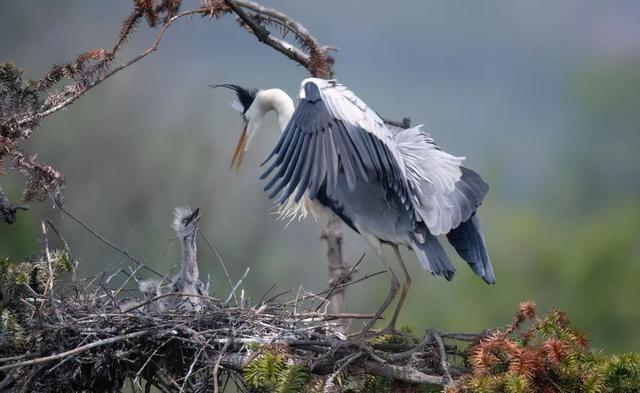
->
{"left": 0, "top": 264, "right": 469, "bottom": 392}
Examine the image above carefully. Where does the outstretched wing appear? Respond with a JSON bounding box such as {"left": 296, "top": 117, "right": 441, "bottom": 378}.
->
{"left": 261, "top": 78, "right": 414, "bottom": 216}
{"left": 396, "top": 126, "right": 494, "bottom": 283}
{"left": 393, "top": 126, "right": 488, "bottom": 235}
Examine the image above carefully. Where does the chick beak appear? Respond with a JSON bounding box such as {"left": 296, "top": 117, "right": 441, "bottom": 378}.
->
{"left": 185, "top": 208, "right": 202, "bottom": 226}
{"left": 230, "top": 122, "right": 248, "bottom": 171}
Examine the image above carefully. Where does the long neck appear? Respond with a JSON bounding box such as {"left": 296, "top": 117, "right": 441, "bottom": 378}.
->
{"left": 180, "top": 233, "right": 198, "bottom": 286}
{"left": 260, "top": 89, "right": 294, "bottom": 132}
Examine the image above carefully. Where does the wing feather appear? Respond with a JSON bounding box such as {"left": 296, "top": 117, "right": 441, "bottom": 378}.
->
{"left": 294, "top": 131, "right": 317, "bottom": 202}
{"left": 395, "top": 125, "right": 489, "bottom": 235}
{"left": 262, "top": 79, "right": 414, "bottom": 208}
{"left": 268, "top": 131, "right": 308, "bottom": 200}
{"left": 278, "top": 132, "right": 312, "bottom": 203}
{"left": 308, "top": 134, "right": 327, "bottom": 199}
{"left": 263, "top": 78, "right": 489, "bottom": 239}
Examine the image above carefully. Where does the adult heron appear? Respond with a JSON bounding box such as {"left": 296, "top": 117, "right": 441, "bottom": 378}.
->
{"left": 212, "top": 79, "right": 494, "bottom": 333}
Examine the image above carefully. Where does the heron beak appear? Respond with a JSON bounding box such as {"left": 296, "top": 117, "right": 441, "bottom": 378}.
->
{"left": 230, "top": 122, "right": 248, "bottom": 171}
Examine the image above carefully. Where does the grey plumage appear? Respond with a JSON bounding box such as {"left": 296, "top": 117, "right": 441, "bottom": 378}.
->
{"left": 170, "top": 207, "right": 208, "bottom": 309}
{"left": 216, "top": 77, "right": 495, "bottom": 332}
{"left": 262, "top": 78, "right": 494, "bottom": 284}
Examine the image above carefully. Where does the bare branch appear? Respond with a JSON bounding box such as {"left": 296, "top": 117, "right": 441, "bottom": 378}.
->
{"left": 0, "top": 330, "right": 150, "bottom": 372}
{"left": 227, "top": 0, "right": 333, "bottom": 78}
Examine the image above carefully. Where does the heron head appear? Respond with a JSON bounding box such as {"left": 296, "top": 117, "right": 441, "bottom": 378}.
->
{"left": 209, "top": 84, "right": 263, "bottom": 171}
{"left": 172, "top": 207, "right": 202, "bottom": 238}
{"left": 211, "top": 84, "right": 295, "bottom": 171}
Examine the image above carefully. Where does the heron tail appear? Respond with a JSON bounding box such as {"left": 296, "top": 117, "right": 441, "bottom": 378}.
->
{"left": 446, "top": 214, "right": 495, "bottom": 284}
{"left": 410, "top": 232, "right": 456, "bottom": 281}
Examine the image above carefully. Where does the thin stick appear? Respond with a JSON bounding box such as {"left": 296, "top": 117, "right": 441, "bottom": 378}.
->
{"left": 213, "top": 335, "right": 232, "bottom": 393}
{"left": 52, "top": 201, "right": 163, "bottom": 278}
{"left": 121, "top": 292, "right": 219, "bottom": 313}
{"left": 288, "top": 270, "right": 386, "bottom": 305}
{"left": 295, "top": 313, "right": 381, "bottom": 321}
{"left": 179, "top": 347, "right": 202, "bottom": 393}
{"left": 45, "top": 219, "right": 77, "bottom": 283}
{"left": 316, "top": 253, "right": 365, "bottom": 311}
{"left": 324, "top": 351, "right": 363, "bottom": 392}
{"left": 14, "top": 9, "right": 207, "bottom": 129}
{"left": 224, "top": 267, "right": 250, "bottom": 305}
{"left": 198, "top": 229, "right": 237, "bottom": 302}
{"left": 133, "top": 337, "right": 174, "bottom": 387}
{"left": 0, "top": 330, "right": 149, "bottom": 372}
{"left": 428, "top": 329, "right": 452, "bottom": 384}
{"left": 41, "top": 221, "right": 53, "bottom": 295}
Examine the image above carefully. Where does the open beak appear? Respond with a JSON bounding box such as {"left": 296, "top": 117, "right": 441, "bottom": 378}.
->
{"left": 185, "top": 208, "right": 202, "bottom": 226}
{"left": 230, "top": 121, "right": 248, "bottom": 171}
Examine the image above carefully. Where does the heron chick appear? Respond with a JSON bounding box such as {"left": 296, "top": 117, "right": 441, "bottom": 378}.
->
{"left": 169, "top": 206, "right": 209, "bottom": 310}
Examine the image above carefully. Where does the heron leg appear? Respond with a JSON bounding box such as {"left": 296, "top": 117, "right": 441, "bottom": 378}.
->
{"left": 359, "top": 232, "right": 400, "bottom": 336}
{"left": 386, "top": 245, "right": 411, "bottom": 332}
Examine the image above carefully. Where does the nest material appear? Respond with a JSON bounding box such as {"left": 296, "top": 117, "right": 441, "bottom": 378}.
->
{"left": 0, "top": 253, "right": 466, "bottom": 393}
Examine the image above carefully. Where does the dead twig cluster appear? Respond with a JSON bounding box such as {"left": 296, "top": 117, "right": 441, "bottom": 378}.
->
{"left": 0, "top": 0, "right": 338, "bottom": 224}
{"left": 0, "top": 211, "right": 475, "bottom": 392}
{"left": 0, "top": 261, "right": 474, "bottom": 393}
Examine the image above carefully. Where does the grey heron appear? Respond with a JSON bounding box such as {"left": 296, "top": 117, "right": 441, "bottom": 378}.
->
{"left": 212, "top": 79, "right": 494, "bottom": 333}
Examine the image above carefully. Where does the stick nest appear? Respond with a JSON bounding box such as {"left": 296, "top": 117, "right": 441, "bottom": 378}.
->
{"left": 0, "top": 254, "right": 468, "bottom": 392}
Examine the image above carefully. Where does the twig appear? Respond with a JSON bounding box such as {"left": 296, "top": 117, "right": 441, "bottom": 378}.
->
{"left": 213, "top": 333, "right": 233, "bottom": 393}
{"left": 427, "top": 329, "right": 453, "bottom": 384}
{"left": 289, "top": 269, "right": 386, "bottom": 305}
{"left": 316, "top": 253, "right": 365, "bottom": 311}
{"left": 440, "top": 332, "right": 479, "bottom": 342}
{"left": 121, "top": 292, "right": 219, "bottom": 313}
{"left": 13, "top": 9, "right": 208, "bottom": 129}
{"left": 134, "top": 337, "right": 175, "bottom": 387}
{"left": 41, "top": 221, "right": 53, "bottom": 295}
{"left": 296, "top": 312, "right": 380, "bottom": 321}
{"left": 0, "top": 355, "right": 28, "bottom": 364}
{"left": 45, "top": 219, "right": 77, "bottom": 283}
{"left": 324, "top": 351, "right": 363, "bottom": 392}
{"left": 198, "top": 229, "right": 237, "bottom": 303}
{"left": 51, "top": 200, "right": 164, "bottom": 278}
{"left": 179, "top": 347, "right": 202, "bottom": 393}
{"left": 224, "top": 267, "right": 250, "bottom": 305}
{"left": 225, "top": 0, "right": 333, "bottom": 77}
{"left": 364, "top": 361, "right": 447, "bottom": 386}
{"left": 0, "top": 330, "right": 150, "bottom": 372}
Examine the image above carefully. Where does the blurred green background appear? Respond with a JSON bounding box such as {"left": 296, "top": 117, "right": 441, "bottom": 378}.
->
{"left": 1, "top": 1, "right": 639, "bottom": 352}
